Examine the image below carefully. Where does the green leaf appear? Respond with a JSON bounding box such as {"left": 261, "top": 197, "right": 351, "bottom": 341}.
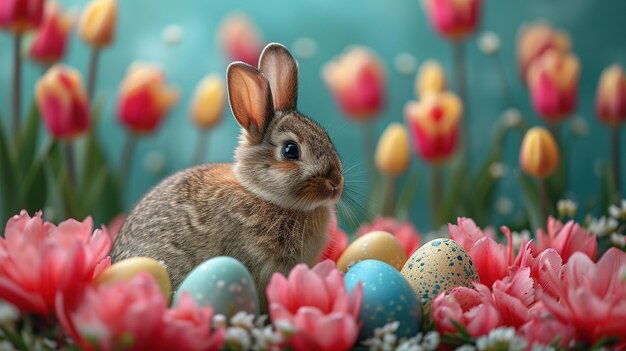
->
{"left": 0, "top": 326, "right": 30, "bottom": 351}
{"left": 517, "top": 171, "right": 544, "bottom": 230}
{"left": 82, "top": 165, "right": 109, "bottom": 215}
{"left": 0, "top": 119, "right": 18, "bottom": 224}
{"left": 46, "top": 141, "right": 80, "bottom": 219}
{"left": 17, "top": 102, "right": 41, "bottom": 178}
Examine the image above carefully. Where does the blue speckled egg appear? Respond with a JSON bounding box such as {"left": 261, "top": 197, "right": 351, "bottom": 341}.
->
{"left": 401, "top": 238, "right": 478, "bottom": 311}
{"left": 173, "top": 256, "right": 259, "bottom": 317}
{"left": 344, "top": 259, "right": 421, "bottom": 339}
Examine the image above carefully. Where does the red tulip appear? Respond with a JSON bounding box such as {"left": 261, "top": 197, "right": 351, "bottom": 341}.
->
{"left": 117, "top": 63, "right": 179, "bottom": 134}
{"left": 404, "top": 92, "right": 462, "bottom": 163}
{"left": 322, "top": 46, "right": 386, "bottom": 120}
{"left": 217, "top": 12, "right": 263, "bottom": 66}
{"left": 0, "top": 211, "right": 112, "bottom": 316}
{"left": 0, "top": 0, "right": 44, "bottom": 34}
{"left": 596, "top": 63, "right": 626, "bottom": 127}
{"left": 527, "top": 49, "right": 580, "bottom": 122}
{"left": 422, "top": 0, "right": 481, "bottom": 41}
{"left": 36, "top": 64, "right": 90, "bottom": 140}
{"left": 29, "top": 2, "right": 74, "bottom": 65}
{"left": 517, "top": 22, "right": 571, "bottom": 84}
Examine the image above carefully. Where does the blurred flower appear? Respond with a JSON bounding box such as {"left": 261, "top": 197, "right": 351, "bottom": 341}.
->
{"left": 519, "top": 127, "right": 560, "bottom": 179}
{"left": 36, "top": 64, "right": 90, "bottom": 140}
{"left": 587, "top": 216, "right": 619, "bottom": 238}
{"left": 322, "top": 46, "right": 386, "bottom": 120}
{"left": 189, "top": 74, "right": 225, "bottom": 130}
{"left": 517, "top": 22, "right": 571, "bottom": 83}
{"left": 318, "top": 211, "right": 349, "bottom": 263}
{"left": 596, "top": 64, "right": 626, "bottom": 127}
{"left": 527, "top": 49, "right": 580, "bottom": 122}
{"left": 0, "top": 0, "right": 44, "bottom": 34}
{"left": 610, "top": 233, "right": 625, "bottom": 248}
{"left": 78, "top": 0, "right": 116, "bottom": 49}
{"left": 375, "top": 123, "right": 410, "bottom": 176}
{"left": 422, "top": 0, "right": 481, "bottom": 41}
{"left": 533, "top": 217, "right": 596, "bottom": 263}
{"left": 541, "top": 248, "right": 626, "bottom": 346}
{"left": 28, "top": 2, "right": 74, "bottom": 65}
{"left": 357, "top": 217, "right": 421, "bottom": 257}
{"left": 405, "top": 92, "right": 462, "bottom": 164}
{"left": 475, "top": 327, "right": 527, "bottom": 351}
{"left": 556, "top": 199, "right": 577, "bottom": 218}
{"left": 569, "top": 115, "right": 588, "bottom": 137}
{"left": 217, "top": 12, "right": 263, "bottom": 66}
{"left": 0, "top": 211, "right": 111, "bottom": 315}
{"left": 266, "top": 260, "right": 362, "bottom": 351}
{"left": 501, "top": 108, "right": 523, "bottom": 129}
{"left": 415, "top": 60, "right": 446, "bottom": 99}
{"left": 609, "top": 199, "right": 626, "bottom": 220}
{"left": 117, "top": 63, "right": 179, "bottom": 134}
{"left": 478, "top": 31, "right": 500, "bottom": 55}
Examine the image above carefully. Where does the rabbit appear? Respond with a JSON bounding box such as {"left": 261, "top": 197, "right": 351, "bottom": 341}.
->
{"left": 110, "top": 43, "right": 344, "bottom": 310}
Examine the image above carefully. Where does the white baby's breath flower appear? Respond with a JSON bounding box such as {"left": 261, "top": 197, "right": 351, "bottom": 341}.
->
{"left": 251, "top": 325, "right": 283, "bottom": 351}
{"left": 213, "top": 314, "right": 227, "bottom": 328}
{"left": 557, "top": 199, "right": 578, "bottom": 218}
{"left": 0, "top": 341, "right": 17, "bottom": 351}
{"left": 226, "top": 326, "right": 252, "bottom": 350}
{"left": 274, "top": 319, "right": 297, "bottom": 338}
{"left": 422, "top": 331, "right": 440, "bottom": 350}
{"left": 162, "top": 24, "right": 183, "bottom": 46}
{"left": 455, "top": 345, "right": 477, "bottom": 351}
{"left": 478, "top": 31, "right": 500, "bottom": 55}
{"left": 502, "top": 108, "right": 523, "bottom": 128}
{"left": 230, "top": 311, "right": 255, "bottom": 330}
{"left": 0, "top": 301, "right": 19, "bottom": 325}
{"left": 609, "top": 199, "right": 626, "bottom": 220}
{"left": 610, "top": 233, "right": 626, "bottom": 248}
{"left": 476, "top": 327, "right": 527, "bottom": 351}
{"left": 570, "top": 116, "right": 588, "bottom": 137}
{"left": 489, "top": 163, "right": 506, "bottom": 179}
{"left": 496, "top": 197, "right": 514, "bottom": 215}
{"left": 531, "top": 344, "right": 556, "bottom": 351}
{"left": 588, "top": 216, "right": 619, "bottom": 237}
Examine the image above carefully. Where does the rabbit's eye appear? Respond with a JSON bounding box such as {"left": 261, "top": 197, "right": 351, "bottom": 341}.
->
{"left": 281, "top": 142, "right": 300, "bottom": 160}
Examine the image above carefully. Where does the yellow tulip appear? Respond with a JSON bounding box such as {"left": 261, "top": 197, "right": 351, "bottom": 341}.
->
{"left": 375, "top": 123, "right": 410, "bottom": 176}
{"left": 189, "top": 74, "right": 225, "bottom": 130}
{"left": 415, "top": 60, "right": 446, "bottom": 99}
{"left": 596, "top": 64, "right": 626, "bottom": 127}
{"left": 517, "top": 22, "right": 571, "bottom": 83}
{"left": 519, "top": 127, "right": 560, "bottom": 179}
{"left": 79, "top": 0, "right": 117, "bottom": 48}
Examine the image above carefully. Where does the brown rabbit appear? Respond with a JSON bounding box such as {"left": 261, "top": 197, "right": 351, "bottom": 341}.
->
{"left": 110, "top": 43, "right": 344, "bottom": 310}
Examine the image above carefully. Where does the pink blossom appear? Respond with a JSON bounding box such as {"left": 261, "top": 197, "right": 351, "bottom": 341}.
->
{"left": 519, "top": 312, "right": 576, "bottom": 348}
{"left": 541, "top": 248, "right": 626, "bottom": 346}
{"left": 357, "top": 217, "right": 421, "bottom": 257}
{"left": 532, "top": 217, "right": 597, "bottom": 263}
{"left": 0, "top": 211, "right": 111, "bottom": 315}
{"left": 266, "top": 260, "right": 362, "bottom": 351}
{"left": 319, "top": 212, "right": 349, "bottom": 263}
{"left": 432, "top": 285, "right": 501, "bottom": 337}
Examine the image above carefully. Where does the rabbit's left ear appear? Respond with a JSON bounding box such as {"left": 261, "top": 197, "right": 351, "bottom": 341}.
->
{"left": 259, "top": 43, "right": 298, "bottom": 111}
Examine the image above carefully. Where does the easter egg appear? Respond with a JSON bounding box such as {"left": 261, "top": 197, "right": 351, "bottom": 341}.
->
{"left": 401, "top": 238, "right": 478, "bottom": 311}
{"left": 95, "top": 257, "right": 171, "bottom": 299}
{"left": 173, "top": 256, "right": 259, "bottom": 317}
{"left": 337, "top": 231, "right": 407, "bottom": 272}
{"left": 344, "top": 259, "right": 421, "bottom": 339}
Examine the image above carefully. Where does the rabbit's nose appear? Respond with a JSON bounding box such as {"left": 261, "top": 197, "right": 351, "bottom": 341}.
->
{"left": 326, "top": 170, "right": 344, "bottom": 196}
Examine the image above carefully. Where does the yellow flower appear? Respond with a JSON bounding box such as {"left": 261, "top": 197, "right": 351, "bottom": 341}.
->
{"left": 79, "top": 0, "right": 117, "bottom": 49}
{"left": 596, "top": 64, "right": 626, "bottom": 127}
{"left": 189, "top": 74, "right": 225, "bottom": 130}
{"left": 415, "top": 60, "right": 446, "bottom": 99}
{"left": 375, "top": 123, "right": 410, "bottom": 176}
{"left": 519, "top": 127, "right": 560, "bottom": 179}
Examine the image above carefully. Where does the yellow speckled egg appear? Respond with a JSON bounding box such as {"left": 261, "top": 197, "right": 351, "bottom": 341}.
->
{"left": 95, "top": 257, "right": 171, "bottom": 300}
{"left": 401, "top": 238, "right": 478, "bottom": 310}
{"left": 337, "top": 231, "right": 407, "bottom": 272}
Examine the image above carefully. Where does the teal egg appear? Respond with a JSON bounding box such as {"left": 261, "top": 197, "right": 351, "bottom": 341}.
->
{"left": 344, "top": 259, "right": 421, "bottom": 339}
{"left": 173, "top": 256, "right": 259, "bottom": 317}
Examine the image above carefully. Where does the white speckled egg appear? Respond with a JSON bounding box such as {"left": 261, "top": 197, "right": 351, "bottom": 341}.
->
{"left": 337, "top": 231, "right": 407, "bottom": 272}
{"left": 401, "top": 238, "right": 478, "bottom": 310}
{"left": 173, "top": 256, "right": 259, "bottom": 317}
{"left": 345, "top": 260, "right": 421, "bottom": 339}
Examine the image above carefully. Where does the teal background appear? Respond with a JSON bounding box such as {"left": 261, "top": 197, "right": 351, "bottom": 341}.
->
{"left": 1, "top": 0, "right": 625, "bottom": 231}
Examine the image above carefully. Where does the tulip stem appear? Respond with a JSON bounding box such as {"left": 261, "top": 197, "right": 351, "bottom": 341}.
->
{"left": 613, "top": 128, "right": 622, "bottom": 198}
{"left": 193, "top": 131, "right": 210, "bottom": 165}
{"left": 382, "top": 175, "right": 396, "bottom": 217}
{"left": 492, "top": 54, "right": 519, "bottom": 110}
{"left": 453, "top": 42, "right": 469, "bottom": 157}
{"left": 12, "top": 33, "right": 23, "bottom": 144}
{"left": 539, "top": 179, "right": 552, "bottom": 220}
{"left": 65, "top": 142, "right": 76, "bottom": 186}
{"left": 86, "top": 48, "right": 101, "bottom": 103}
{"left": 431, "top": 166, "right": 443, "bottom": 227}
{"left": 120, "top": 133, "right": 138, "bottom": 191}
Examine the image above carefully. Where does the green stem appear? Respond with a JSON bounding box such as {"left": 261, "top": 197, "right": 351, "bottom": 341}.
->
{"left": 613, "top": 128, "right": 621, "bottom": 199}
{"left": 492, "top": 54, "right": 519, "bottom": 109}
{"left": 382, "top": 174, "right": 396, "bottom": 217}
{"left": 453, "top": 41, "right": 469, "bottom": 156}
{"left": 361, "top": 121, "right": 376, "bottom": 185}
{"left": 431, "top": 165, "right": 443, "bottom": 227}
{"left": 120, "top": 133, "right": 138, "bottom": 191}
{"left": 12, "top": 34, "right": 23, "bottom": 145}
{"left": 86, "top": 48, "right": 101, "bottom": 103}
{"left": 65, "top": 141, "right": 76, "bottom": 186}
{"left": 539, "top": 178, "right": 551, "bottom": 219}
{"left": 193, "top": 131, "right": 210, "bottom": 165}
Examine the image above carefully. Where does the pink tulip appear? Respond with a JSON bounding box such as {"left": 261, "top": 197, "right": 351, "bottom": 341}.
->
{"left": 322, "top": 47, "right": 386, "bottom": 120}
{"left": 527, "top": 49, "right": 580, "bottom": 123}
{"left": 0, "top": 0, "right": 44, "bottom": 34}
{"left": 541, "top": 248, "right": 626, "bottom": 346}
{"left": 422, "top": 0, "right": 481, "bottom": 41}
{"left": 356, "top": 217, "right": 421, "bottom": 257}
{"left": 266, "top": 261, "right": 362, "bottom": 351}
{"left": 516, "top": 22, "right": 571, "bottom": 84}
{"left": 28, "top": 2, "right": 73, "bottom": 65}
{"left": 489, "top": 267, "right": 535, "bottom": 328}
{"left": 532, "top": 217, "right": 596, "bottom": 263}
{"left": 217, "top": 12, "right": 263, "bottom": 66}
{"left": 519, "top": 313, "right": 576, "bottom": 349}
{"left": 596, "top": 63, "right": 626, "bottom": 127}
{"left": 0, "top": 211, "right": 111, "bottom": 315}
{"left": 318, "top": 212, "right": 349, "bottom": 263}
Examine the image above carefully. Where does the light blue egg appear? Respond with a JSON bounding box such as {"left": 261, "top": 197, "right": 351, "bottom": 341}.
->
{"left": 344, "top": 259, "right": 421, "bottom": 340}
{"left": 173, "top": 256, "right": 259, "bottom": 317}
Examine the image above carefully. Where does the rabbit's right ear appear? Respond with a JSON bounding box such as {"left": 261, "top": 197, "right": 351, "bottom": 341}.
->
{"left": 227, "top": 62, "right": 274, "bottom": 144}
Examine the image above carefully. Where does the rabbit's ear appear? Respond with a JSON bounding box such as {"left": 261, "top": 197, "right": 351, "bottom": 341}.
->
{"left": 259, "top": 43, "right": 298, "bottom": 111}
{"left": 227, "top": 62, "right": 274, "bottom": 143}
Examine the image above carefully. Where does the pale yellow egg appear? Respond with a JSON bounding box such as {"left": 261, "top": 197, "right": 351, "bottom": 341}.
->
{"left": 337, "top": 231, "right": 407, "bottom": 272}
{"left": 95, "top": 257, "right": 172, "bottom": 300}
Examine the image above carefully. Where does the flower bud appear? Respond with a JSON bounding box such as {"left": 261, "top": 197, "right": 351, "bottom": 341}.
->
{"left": 117, "top": 63, "right": 179, "bottom": 134}
{"left": 517, "top": 22, "right": 570, "bottom": 83}
{"left": 519, "top": 127, "right": 560, "bottom": 179}
{"left": 189, "top": 74, "right": 225, "bottom": 130}
{"left": 217, "top": 12, "right": 263, "bottom": 66}
{"left": 596, "top": 64, "right": 626, "bottom": 127}
{"left": 0, "top": 0, "right": 44, "bottom": 34}
{"left": 36, "top": 64, "right": 90, "bottom": 140}
{"left": 322, "top": 46, "right": 386, "bottom": 120}
{"left": 29, "top": 2, "right": 74, "bottom": 65}
{"left": 415, "top": 60, "right": 446, "bottom": 99}
{"left": 78, "top": 0, "right": 117, "bottom": 49}
{"left": 375, "top": 123, "right": 410, "bottom": 176}
{"left": 527, "top": 49, "right": 580, "bottom": 123}
{"left": 404, "top": 92, "right": 462, "bottom": 164}
{"left": 422, "top": 0, "right": 481, "bottom": 41}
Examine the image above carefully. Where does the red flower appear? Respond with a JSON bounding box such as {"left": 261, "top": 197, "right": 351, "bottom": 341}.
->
{"left": 0, "top": 211, "right": 111, "bottom": 315}
{"left": 318, "top": 212, "right": 349, "bottom": 263}
{"left": 356, "top": 217, "right": 421, "bottom": 257}
{"left": 422, "top": 0, "right": 481, "bottom": 41}
{"left": 266, "top": 261, "right": 362, "bottom": 351}
{"left": 217, "top": 12, "right": 263, "bottom": 66}
{"left": 0, "top": 0, "right": 44, "bottom": 34}
{"left": 432, "top": 285, "right": 501, "bottom": 337}
{"left": 532, "top": 217, "right": 596, "bottom": 263}
{"left": 29, "top": 2, "right": 73, "bottom": 65}
{"left": 596, "top": 63, "right": 626, "bottom": 127}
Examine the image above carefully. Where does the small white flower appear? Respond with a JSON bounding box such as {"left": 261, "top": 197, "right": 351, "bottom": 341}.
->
{"left": 489, "top": 163, "right": 507, "bottom": 179}
{"left": 226, "top": 326, "right": 252, "bottom": 350}
{"left": 213, "top": 314, "right": 227, "bottom": 328}
{"left": 512, "top": 230, "right": 531, "bottom": 250}
{"left": 610, "top": 233, "right": 626, "bottom": 248}
{"left": 161, "top": 24, "right": 183, "bottom": 46}
{"left": 230, "top": 311, "right": 255, "bottom": 330}
{"left": 274, "top": 319, "right": 297, "bottom": 337}
{"left": 394, "top": 53, "right": 418, "bottom": 75}
{"left": 143, "top": 151, "right": 166, "bottom": 175}
{"left": 422, "top": 331, "right": 440, "bottom": 350}
{"left": 588, "top": 216, "right": 619, "bottom": 237}
{"left": 557, "top": 199, "right": 578, "bottom": 218}
{"left": 608, "top": 199, "right": 626, "bottom": 220}
{"left": 0, "top": 341, "right": 17, "bottom": 351}
{"left": 479, "top": 31, "right": 500, "bottom": 55}
{"left": 293, "top": 37, "right": 317, "bottom": 60}
{"left": 502, "top": 108, "right": 523, "bottom": 128}
{"left": 455, "top": 345, "right": 477, "bottom": 351}
{"left": 570, "top": 116, "right": 588, "bottom": 137}
{"left": 476, "top": 327, "right": 527, "bottom": 351}
{"left": 531, "top": 344, "right": 556, "bottom": 351}
{"left": 496, "top": 197, "right": 514, "bottom": 215}
{"left": 0, "top": 301, "right": 19, "bottom": 325}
